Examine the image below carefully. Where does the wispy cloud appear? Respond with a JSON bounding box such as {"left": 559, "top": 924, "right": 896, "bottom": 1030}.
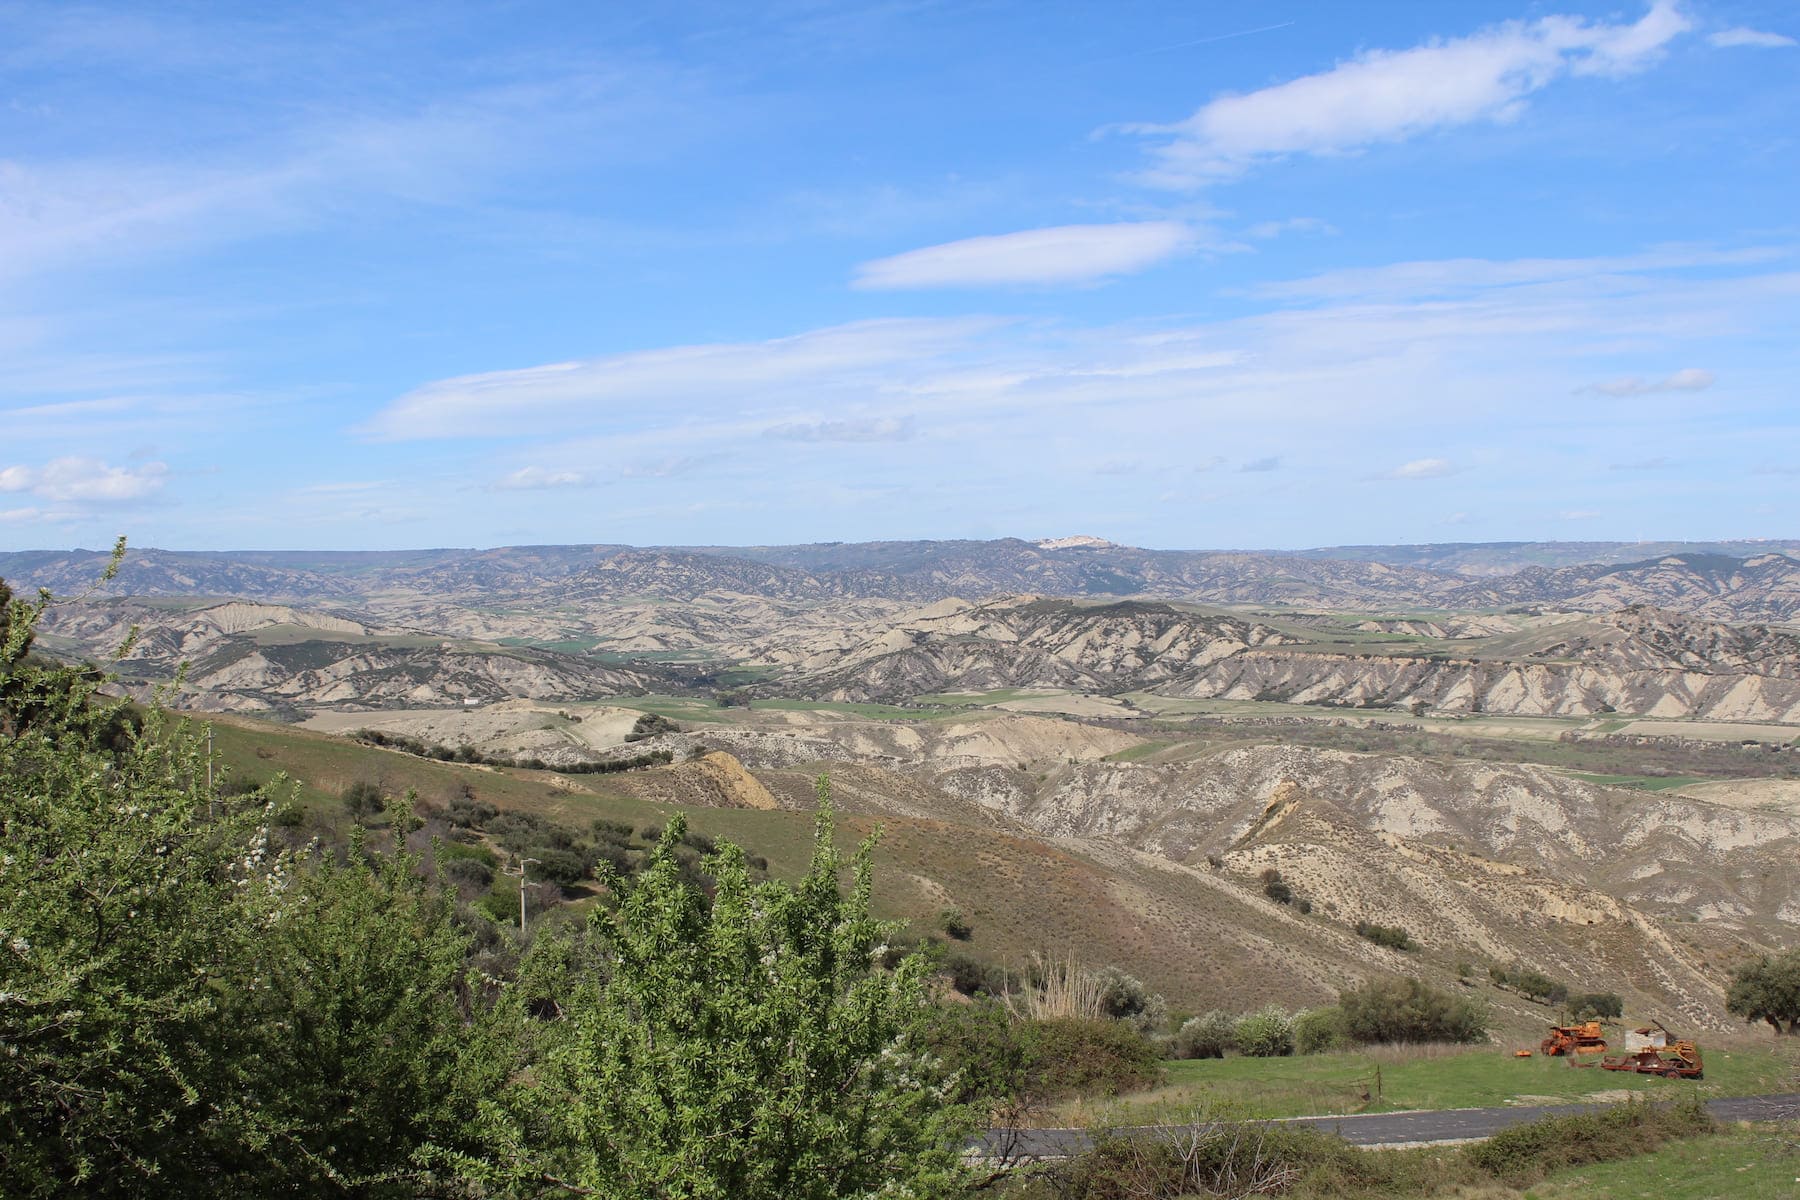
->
{"left": 1373, "top": 457, "right": 1457, "bottom": 480}
{"left": 1582, "top": 367, "right": 1714, "bottom": 396}
{"left": 1560, "top": 509, "right": 1602, "bottom": 520}
{"left": 0, "top": 456, "right": 168, "bottom": 502}
{"left": 1239, "top": 456, "right": 1282, "bottom": 473}
{"left": 1133, "top": 1, "right": 1691, "bottom": 186}
{"left": 493, "top": 466, "right": 596, "bottom": 490}
{"left": 764, "top": 416, "right": 912, "bottom": 442}
{"left": 1708, "top": 27, "right": 1796, "bottom": 49}
{"left": 852, "top": 222, "right": 1194, "bottom": 289}
{"left": 366, "top": 317, "right": 1000, "bottom": 440}
{"left": 1246, "top": 217, "right": 1336, "bottom": 239}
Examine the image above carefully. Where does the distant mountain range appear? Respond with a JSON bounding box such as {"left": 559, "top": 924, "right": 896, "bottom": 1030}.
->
{"left": 5, "top": 538, "right": 1799, "bottom": 622}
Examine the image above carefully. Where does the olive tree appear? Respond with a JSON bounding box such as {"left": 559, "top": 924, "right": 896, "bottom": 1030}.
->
{"left": 1727, "top": 949, "right": 1800, "bottom": 1035}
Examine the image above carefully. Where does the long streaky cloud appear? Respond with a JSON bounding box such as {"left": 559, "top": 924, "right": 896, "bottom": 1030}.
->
{"left": 853, "top": 222, "right": 1194, "bottom": 289}
{"left": 1136, "top": 1, "right": 1692, "bottom": 186}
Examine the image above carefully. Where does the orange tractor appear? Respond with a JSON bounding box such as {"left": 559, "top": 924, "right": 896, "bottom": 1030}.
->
{"left": 1539, "top": 1021, "right": 1608, "bottom": 1057}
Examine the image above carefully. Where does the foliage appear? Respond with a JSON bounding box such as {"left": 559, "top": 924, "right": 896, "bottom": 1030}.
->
{"left": 1026, "top": 1106, "right": 1353, "bottom": 1200}
{"left": 1566, "top": 990, "right": 1624, "bottom": 1021}
{"left": 0, "top": 551, "right": 481, "bottom": 1196}
{"left": 459, "top": 776, "right": 975, "bottom": 1198}
{"left": 1232, "top": 1005, "right": 1295, "bottom": 1057}
{"left": 1337, "top": 977, "right": 1488, "bottom": 1045}
{"left": 1352, "top": 920, "right": 1417, "bottom": 951}
{"left": 343, "top": 777, "right": 385, "bottom": 818}
{"left": 1725, "top": 947, "right": 1800, "bottom": 1034}
{"left": 1489, "top": 962, "right": 1569, "bottom": 1005}
{"left": 1260, "top": 867, "right": 1294, "bottom": 905}
{"left": 1093, "top": 966, "right": 1167, "bottom": 1034}
{"left": 1463, "top": 1096, "right": 1713, "bottom": 1188}
{"left": 352, "top": 726, "right": 675, "bottom": 773}
{"left": 1171, "top": 1011, "right": 1236, "bottom": 1060}
{"left": 1018, "top": 1017, "right": 1162, "bottom": 1099}
{"left": 624, "top": 711, "right": 680, "bottom": 742}
{"left": 938, "top": 906, "right": 973, "bottom": 940}
{"left": 1293, "top": 1006, "right": 1350, "bottom": 1055}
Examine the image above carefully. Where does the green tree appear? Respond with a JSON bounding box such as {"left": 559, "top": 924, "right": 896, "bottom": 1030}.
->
{"left": 465, "top": 777, "right": 973, "bottom": 1198}
{"left": 1, "top": 552, "right": 255, "bottom": 1193}
{"left": 1726, "top": 949, "right": 1800, "bottom": 1035}
{"left": 1338, "top": 977, "right": 1488, "bottom": 1045}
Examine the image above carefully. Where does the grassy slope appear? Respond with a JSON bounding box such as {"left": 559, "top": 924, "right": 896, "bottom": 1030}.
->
{"left": 1528, "top": 1125, "right": 1799, "bottom": 1200}
{"left": 1057, "top": 1045, "right": 1799, "bottom": 1126}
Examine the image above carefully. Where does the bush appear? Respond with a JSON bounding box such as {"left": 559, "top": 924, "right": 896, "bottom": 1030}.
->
{"left": 624, "top": 712, "right": 680, "bottom": 742}
{"left": 1233, "top": 1006, "right": 1295, "bottom": 1057}
{"left": 937, "top": 907, "right": 973, "bottom": 941}
{"left": 1338, "top": 977, "right": 1488, "bottom": 1045}
{"left": 1172, "top": 1011, "right": 1235, "bottom": 1060}
{"left": 1353, "top": 920, "right": 1418, "bottom": 951}
{"left": 1093, "top": 967, "right": 1166, "bottom": 1033}
{"left": 1019, "top": 1018, "right": 1162, "bottom": 1098}
{"left": 1294, "top": 1006, "right": 1349, "bottom": 1054}
{"left": 342, "top": 780, "right": 384, "bottom": 820}
{"left": 1566, "top": 991, "right": 1624, "bottom": 1021}
{"left": 1491, "top": 963, "right": 1568, "bottom": 1005}
{"left": 440, "top": 855, "right": 493, "bottom": 891}
{"left": 1464, "top": 1097, "right": 1712, "bottom": 1188}
{"left": 1261, "top": 868, "right": 1293, "bottom": 905}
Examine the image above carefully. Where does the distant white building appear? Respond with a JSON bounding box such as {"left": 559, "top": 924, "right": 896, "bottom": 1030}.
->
{"left": 462, "top": 697, "right": 482, "bottom": 708}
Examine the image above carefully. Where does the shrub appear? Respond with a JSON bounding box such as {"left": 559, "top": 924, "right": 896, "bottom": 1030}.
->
{"left": 1261, "top": 868, "right": 1293, "bottom": 905}
{"left": 1566, "top": 991, "right": 1624, "bottom": 1021}
{"left": 1019, "top": 1018, "right": 1162, "bottom": 1098}
{"left": 624, "top": 712, "right": 680, "bottom": 742}
{"left": 937, "top": 907, "right": 973, "bottom": 941}
{"left": 1093, "top": 967, "right": 1167, "bottom": 1034}
{"left": 1464, "top": 1097, "right": 1712, "bottom": 1187}
{"left": 1491, "top": 963, "right": 1568, "bottom": 1005}
{"left": 439, "top": 854, "right": 493, "bottom": 891}
{"left": 1233, "top": 1006, "right": 1295, "bottom": 1057}
{"left": 1353, "top": 920, "right": 1417, "bottom": 951}
{"left": 1338, "top": 977, "right": 1488, "bottom": 1045}
{"left": 1294, "top": 1006, "right": 1349, "bottom": 1054}
{"left": 1172, "top": 1011, "right": 1235, "bottom": 1060}
{"left": 342, "top": 780, "right": 384, "bottom": 820}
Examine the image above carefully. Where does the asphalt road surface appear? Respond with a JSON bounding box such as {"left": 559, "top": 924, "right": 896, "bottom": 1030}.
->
{"left": 980, "top": 1093, "right": 1800, "bottom": 1158}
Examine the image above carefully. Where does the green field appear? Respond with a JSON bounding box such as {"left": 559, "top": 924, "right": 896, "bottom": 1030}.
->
{"left": 1528, "top": 1124, "right": 1799, "bottom": 1199}
{"left": 1056, "top": 1045, "right": 1797, "bottom": 1126}
{"left": 1562, "top": 771, "right": 1710, "bottom": 792}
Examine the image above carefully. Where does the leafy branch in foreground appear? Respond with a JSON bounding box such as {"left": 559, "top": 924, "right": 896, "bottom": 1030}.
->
{"left": 457, "top": 776, "right": 975, "bottom": 1199}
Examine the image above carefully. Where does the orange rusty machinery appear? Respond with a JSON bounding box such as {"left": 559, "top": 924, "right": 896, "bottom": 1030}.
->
{"left": 1539, "top": 1021, "right": 1609, "bottom": 1057}
{"left": 1600, "top": 1040, "right": 1703, "bottom": 1079}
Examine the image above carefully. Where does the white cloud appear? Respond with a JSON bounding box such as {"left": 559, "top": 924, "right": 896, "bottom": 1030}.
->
{"left": 852, "top": 222, "right": 1194, "bottom": 289}
{"left": 764, "top": 417, "right": 912, "bottom": 442}
{"left": 0, "top": 507, "right": 43, "bottom": 524}
{"left": 1376, "top": 457, "right": 1456, "bottom": 480}
{"left": 1561, "top": 509, "right": 1602, "bottom": 520}
{"left": 1136, "top": 2, "right": 1692, "bottom": 185}
{"left": 1708, "top": 27, "right": 1796, "bottom": 49}
{"left": 1247, "top": 217, "right": 1336, "bottom": 239}
{"left": 0, "top": 456, "right": 168, "bottom": 502}
{"left": 1583, "top": 367, "right": 1714, "bottom": 396}
{"left": 367, "top": 317, "right": 999, "bottom": 440}
{"left": 1240, "top": 456, "right": 1281, "bottom": 473}
{"left": 494, "top": 466, "right": 594, "bottom": 490}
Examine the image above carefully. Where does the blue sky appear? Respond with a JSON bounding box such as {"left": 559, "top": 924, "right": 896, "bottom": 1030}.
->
{"left": 2, "top": 0, "right": 1796, "bottom": 552}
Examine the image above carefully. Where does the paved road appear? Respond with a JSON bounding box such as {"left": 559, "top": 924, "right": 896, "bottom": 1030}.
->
{"left": 980, "top": 1093, "right": 1800, "bottom": 1159}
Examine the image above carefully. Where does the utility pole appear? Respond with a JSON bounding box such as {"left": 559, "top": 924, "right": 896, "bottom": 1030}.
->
{"left": 504, "top": 857, "right": 541, "bottom": 934}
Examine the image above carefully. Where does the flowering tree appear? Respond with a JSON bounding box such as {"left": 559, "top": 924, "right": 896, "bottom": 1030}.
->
{"left": 468, "top": 778, "right": 974, "bottom": 1198}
